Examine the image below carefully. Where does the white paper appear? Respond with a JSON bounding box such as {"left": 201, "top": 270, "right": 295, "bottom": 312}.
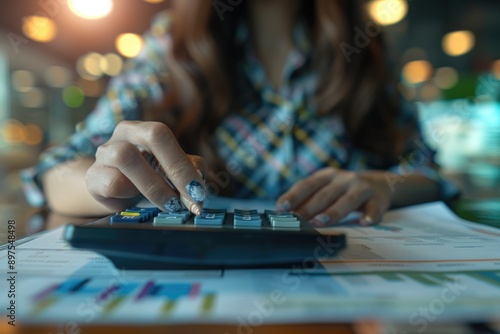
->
{"left": 1, "top": 200, "right": 500, "bottom": 325}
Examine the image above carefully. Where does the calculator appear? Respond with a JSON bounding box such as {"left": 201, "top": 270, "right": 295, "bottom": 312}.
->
{"left": 63, "top": 207, "right": 346, "bottom": 270}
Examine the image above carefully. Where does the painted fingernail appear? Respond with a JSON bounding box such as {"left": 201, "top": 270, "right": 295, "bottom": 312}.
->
{"left": 359, "top": 215, "right": 375, "bottom": 226}
{"left": 312, "top": 214, "right": 330, "bottom": 226}
{"left": 164, "top": 197, "right": 183, "bottom": 212}
{"left": 277, "top": 200, "right": 291, "bottom": 211}
{"left": 197, "top": 169, "right": 206, "bottom": 182}
{"left": 186, "top": 180, "right": 206, "bottom": 203}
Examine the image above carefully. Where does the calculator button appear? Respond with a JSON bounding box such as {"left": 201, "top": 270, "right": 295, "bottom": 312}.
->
{"left": 234, "top": 209, "right": 258, "bottom": 215}
{"left": 157, "top": 211, "right": 191, "bottom": 222}
{"left": 234, "top": 218, "right": 262, "bottom": 227}
{"left": 130, "top": 207, "right": 159, "bottom": 215}
{"left": 269, "top": 218, "right": 300, "bottom": 228}
{"left": 110, "top": 214, "right": 142, "bottom": 223}
{"left": 233, "top": 209, "right": 262, "bottom": 227}
{"left": 202, "top": 208, "right": 227, "bottom": 214}
{"left": 194, "top": 212, "right": 225, "bottom": 225}
{"left": 118, "top": 211, "right": 149, "bottom": 222}
{"left": 154, "top": 216, "right": 184, "bottom": 225}
{"left": 125, "top": 209, "right": 151, "bottom": 220}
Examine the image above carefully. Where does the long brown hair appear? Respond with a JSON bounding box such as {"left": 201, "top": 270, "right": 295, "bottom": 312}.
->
{"left": 161, "top": 0, "right": 407, "bottom": 167}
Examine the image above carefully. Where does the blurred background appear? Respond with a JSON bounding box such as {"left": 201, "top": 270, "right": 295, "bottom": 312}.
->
{"left": 0, "top": 0, "right": 499, "bottom": 206}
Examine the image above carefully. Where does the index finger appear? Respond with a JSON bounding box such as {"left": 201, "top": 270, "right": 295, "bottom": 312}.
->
{"left": 114, "top": 121, "right": 206, "bottom": 214}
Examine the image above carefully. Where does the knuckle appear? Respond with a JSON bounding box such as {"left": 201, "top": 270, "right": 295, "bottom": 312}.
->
{"left": 106, "top": 142, "right": 137, "bottom": 167}
{"left": 142, "top": 178, "right": 165, "bottom": 197}
{"left": 144, "top": 122, "right": 173, "bottom": 144}
{"left": 113, "top": 120, "right": 133, "bottom": 136}
{"left": 95, "top": 143, "right": 109, "bottom": 161}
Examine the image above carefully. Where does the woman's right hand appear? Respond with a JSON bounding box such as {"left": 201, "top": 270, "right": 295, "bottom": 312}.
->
{"left": 86, "top": 121, "right": 207, "bottom": 215}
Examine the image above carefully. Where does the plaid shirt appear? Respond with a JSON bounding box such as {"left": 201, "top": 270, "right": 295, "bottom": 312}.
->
{"left": 20, "top": 12, "right": 458, "bottom": 207}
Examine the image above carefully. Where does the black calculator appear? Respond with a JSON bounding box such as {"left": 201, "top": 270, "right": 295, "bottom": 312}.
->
{"left": 63, "top": 207, "right": 346, "bottom": 270}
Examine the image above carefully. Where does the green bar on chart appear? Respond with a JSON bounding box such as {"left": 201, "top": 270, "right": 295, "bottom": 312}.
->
{"left": 378, "top": 273, "right": 403, "bottom": 282}
{"left": 201, "top": 294, "right": 216, "bottom": 315}
{"left": 404, "top": 273, "right": 441, "bottom": 287}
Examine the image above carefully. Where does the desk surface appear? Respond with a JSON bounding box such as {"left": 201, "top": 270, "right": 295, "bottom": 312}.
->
{"left": 1, "top": 199, "right": 499, "bottom": 333}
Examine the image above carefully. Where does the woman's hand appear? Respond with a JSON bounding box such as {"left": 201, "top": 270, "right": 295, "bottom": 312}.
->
{"left": 86, "top": 121, "right": 207, "bottom": 215}
{"left": 277, "top": 168, "right": 393, "bottom": 226}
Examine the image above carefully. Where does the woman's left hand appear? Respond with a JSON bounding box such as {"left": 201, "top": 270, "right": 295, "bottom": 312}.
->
{"left": 276, "top": 167, "right": 393, "bottom": 227}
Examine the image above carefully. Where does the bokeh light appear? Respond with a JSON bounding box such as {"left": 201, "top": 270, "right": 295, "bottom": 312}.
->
{"left": 434, "top": 67, "right": 459, "bottom": 90}
{"left": 366, "top": 0, "right": 408, "bottom": 26}
{"left": 143, "top": 0, "right": 165, "bottom": 3}
{"left": 68, "top": 0, "right": 113, "bottom": 20}
{"left": 1, "top": 119, "right": 26, "bottom": 145}
{"left": 24, "top": 123, "right": 43, "bottom": 146}
{"left": 82, "top": 52, "right": 104, "bottom": 77}
{"left": 12, "top": 70, "right": 35, "bottom": 92}
{"left": 62, "top": 86, "right": 85, "bottom": 108}
{"left": 420, "top": 83, "right": 441, "bottom": 101}
{"left": 115, "top": 33, "right": 143, "bottom": 58}
{"left": 20, "top": 88, "right": 45, "bottom": 108}
{"left": 442, "top": 30, "right": 475, "bottom": 57}
{"left": 402, "top": 60, "right": 433, "bottom": 85}
{"left": 76, "top": 53, "right": 103, "bottom": 80}
{"left": 22, "top": 16, "right": 57, "bottom": 43}
{"left": 44, "top": 66, "right": 72, "bottom": 88}
{"left": 492, "top": 60, "right": 500, "bottom": 80}
{"left": 100, "top": 53, "right": 123, "bottom": 77}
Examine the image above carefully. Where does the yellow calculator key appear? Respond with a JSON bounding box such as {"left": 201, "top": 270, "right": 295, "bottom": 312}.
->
{"left": 120, "top": 212, "right": 140, "bottom": 217}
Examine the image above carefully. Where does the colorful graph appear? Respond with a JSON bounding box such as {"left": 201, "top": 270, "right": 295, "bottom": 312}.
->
{"left": 30, "top": 278, "right": 216, "bottom": 317}
{"left": 301, "top": 270, "right": 500, "bottom": 288}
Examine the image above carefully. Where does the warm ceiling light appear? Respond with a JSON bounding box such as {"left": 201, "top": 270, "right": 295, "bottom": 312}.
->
{"left": 82, "top": 52, "right": 104, "bottom": 77}
{"left": 100, "top": 53, "right": 123, "bottom": 77}
{"left": 68, "top": 0, "right": 113, "bottom": 20}
{"left": 442, "top": 30, "right": 475, "bottom": 57}
{"left": 366, "top": 0, "right": 408, "bottom": 26}
{"left": 115, "top": 33, "right": 144, "bottom": 58}
{"left": 143, "top": 0, "right": 165, "bottom": 3}
{"left": 402, "top": 60, "right": 433, "bottom": 85}
{"left": 22, "top": 16, "right": 57, "bottom": 43}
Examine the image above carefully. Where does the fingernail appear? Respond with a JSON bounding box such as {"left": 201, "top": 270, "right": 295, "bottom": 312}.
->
{"left": 190, "top": 203, "right": 203, "bottom": 216}
{"left": 186, "top": 180, "right": 206, "bottom": 203}
{"left": 359, "top": 215, "right": 375, "bottom": 226}
{"left": 197, "top": 169, "right": 206, "bottom": 182}
{"left": 163, "top": 197, "right": 183, "bottom": 212}
{"left": 311, "top": 214, "right": 330, "bottom": 226}
{"left": 277, "top": 200, "right": 291, "bottom": 211}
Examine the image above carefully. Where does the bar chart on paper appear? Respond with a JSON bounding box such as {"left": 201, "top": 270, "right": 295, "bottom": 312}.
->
{"left": 26, "top": 278, "right": 217, "bottom": 322}
{"left": 302, "top": 270, "right": 500, "bottom": 291}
